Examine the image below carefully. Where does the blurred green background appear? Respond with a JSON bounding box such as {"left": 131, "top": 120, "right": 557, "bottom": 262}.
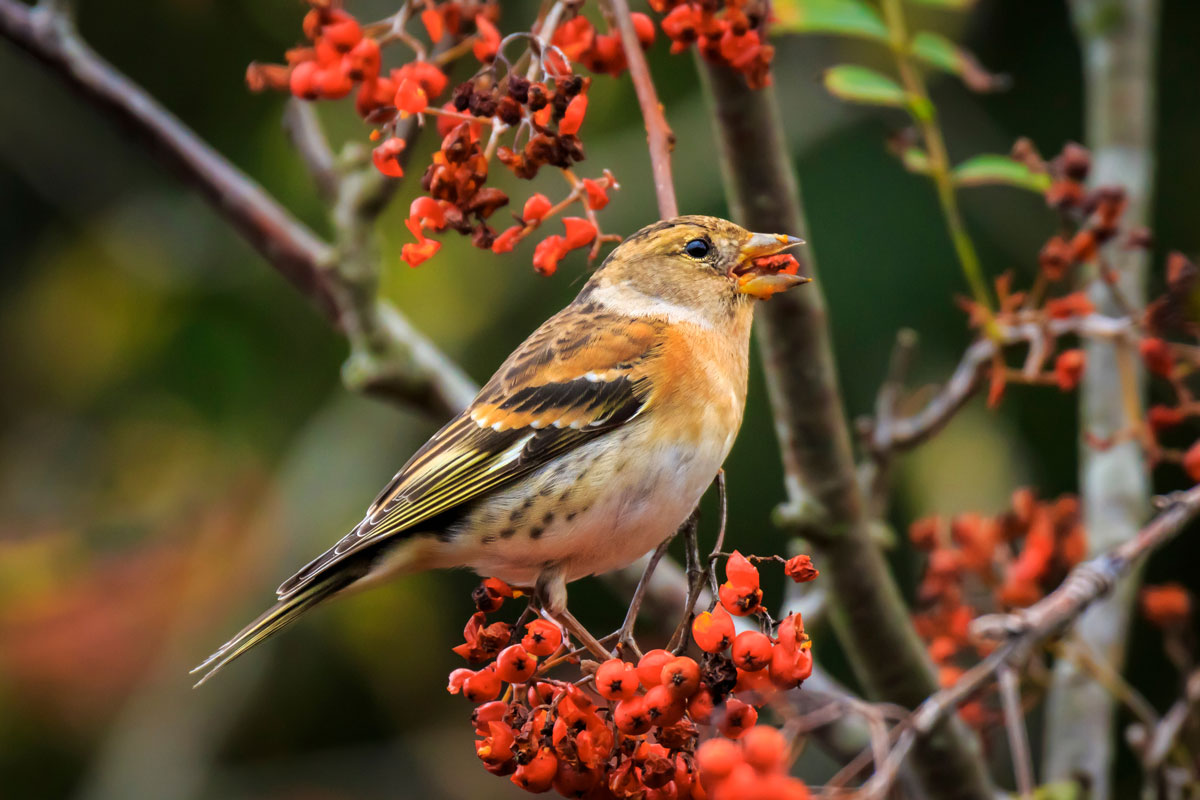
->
{"left": 1, "top": 0, "right": 1199, "bottom": 797}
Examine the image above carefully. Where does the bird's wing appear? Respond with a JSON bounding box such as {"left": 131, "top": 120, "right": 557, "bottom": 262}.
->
{"left": 276, "top": 309, "right": 665, "bottom": 598}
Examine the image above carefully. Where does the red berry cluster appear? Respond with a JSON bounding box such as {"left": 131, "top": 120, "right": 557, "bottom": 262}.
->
{"left": 245, "top": 3, "right": 464, "bottom": 125}
{"left": 654, "top": 0, "right": 774, "bottom": 88}
{"left": 908, "top": 490, "right": 1086, "bottom": 724}
{"left": 446, "top": 551, "right": 817, "bottom": 797}
{"left": 551, "top": 13, "right": 657, "bottom": 78}
{"left": 695, "top": 727, "right": 811, "bottom": 800}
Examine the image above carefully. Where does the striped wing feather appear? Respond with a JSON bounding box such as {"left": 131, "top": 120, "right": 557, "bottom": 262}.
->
{"left": 276, "top": 310, "right": 663, "bottom": 598}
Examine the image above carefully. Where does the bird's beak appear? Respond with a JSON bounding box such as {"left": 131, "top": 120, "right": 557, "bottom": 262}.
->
{"left": 733, "top": 232, "right": 810, "bottom": 300}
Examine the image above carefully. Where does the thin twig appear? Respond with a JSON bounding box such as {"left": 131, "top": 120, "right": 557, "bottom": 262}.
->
{"left": 999, "top": 665, "right": 1035, "bottom": 800}
{"left": 282, "top": 99, "right": 339, "bottom": 203}
{"left": 865, "top": 313, "right": 1137, "bottom": 458}
{"left": 603, "top": 0, "right": 677, "bottom": 218}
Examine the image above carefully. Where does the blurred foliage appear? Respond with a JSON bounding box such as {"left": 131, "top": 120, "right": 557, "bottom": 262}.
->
{"left": 1, "top": 0, "right": 1199, "bottom": 798}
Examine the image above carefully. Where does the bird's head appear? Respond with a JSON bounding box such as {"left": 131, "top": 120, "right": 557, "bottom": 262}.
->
{"left": 586, "top": 216, "right": 809, "bottom": 318}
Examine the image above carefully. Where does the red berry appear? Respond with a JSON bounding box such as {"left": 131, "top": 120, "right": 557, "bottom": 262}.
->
{"left": 661, "top": 656, "right": 701, "bottom": 699}
{"left": 289, "top": 60, "right": 321, "bottom": 100}
{"left": 344, "top": 37, "right": 380, "bottom": 81}
{"left": 725, "top": 551, "right": 760, "bottom": 589}
{"left": 1184, "top": 440, "right": 1200, "bottom": 483}
{"left": 321, "top": 17, "right": 363, "bottom": 51}
{"left": 511, "top": 747, "right": 557, "bottom": 793}
{"left": 1140, "top": 337, "right": 1174, "bottom": 377}
{"left": 562, "top": 217, "right": 598, "bottom": 250}
{"left": 643, "top": 684, "right": 687, "bottom": 727}
{"left": 731, "top": 631, "right": 773, "bottom": 672}
{"left": 522, "top": 619, "right": 563, "bottom": 657}
{"left": 769, "top": 642, "right": 813, "bottom": 690}
{"left": 462, "top": 665, "right": 502, "bottom": 702}
{"left": 595, "top": 659, "right": 640, "bottom": 701}
{"left": 522, "top": 193, "right": 553, "bottom": 222}
{"left": 631, "top": 13, "right": 657, "bottom": 48}
{"left": 582, "top": 178, "right": 610, "bottom": 210}
{"left": 1054, "top": 349, "right": 1086, "bottom": 391}
{"left": 719, "top": 698, "right": 758, "bottom": 739}
{"left": 735, "top": 666, "right": 775, "bottom": 701}
{"left": 532, "top": 235, "right": 567, "bottom": 276}
{"left": 553, "top": 761, "right": 600, "bottom": 796}
{"left": 718, "top": 581, "right": 763, "bottom": 616}
{"left": 371, "top": 137, "right": 407, "bottom": 178}
{"left": 692, "top": 606, "right": 735, "bottom": 652}
{"left": 637, "top": 649, "right": 674, "bottom": 688}
{"left": 688, "top": 686, "right": 715, "bottom": 724}
{"left": 613, "top": 696, "right": 653, "bottom": 735}
{"left": 695, "top": 737, "right": 742, "bottom": 782}
{"left": 495, "top": 644, "right": 537, "bottom": 684}
{"left": 559, "top": 94, "right": 588, "bottom": 135}
{"left": 741, "top": 725, "right": 787, "bottom": 772}
{"left": 1149, "top": 404, "right": 1186, "bottom": 433}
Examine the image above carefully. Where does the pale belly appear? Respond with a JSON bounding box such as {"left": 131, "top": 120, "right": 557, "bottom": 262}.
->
{"left": 426, "top": 419, "right": 736, "bottom": 588}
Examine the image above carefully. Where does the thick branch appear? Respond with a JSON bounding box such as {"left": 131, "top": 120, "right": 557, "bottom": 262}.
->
{"left": 0, "top": 0, "right": 338, "bottom": 319}
{"left": 700, "top": 61, "right": 992, "bottom": 800}
{"left": 0, "top": 0, "right": 473, "bottom": 418}
{"left": 861, "top": 484, "right": 1200, "bottom": 798}
{"left": 1044, "top": 2, "right": 1159, "bottom": 794}
{"left": 606, "top": 0, "right": 678, "bottom": 218}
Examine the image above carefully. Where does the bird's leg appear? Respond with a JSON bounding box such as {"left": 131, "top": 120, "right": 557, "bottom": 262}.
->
{"left": 668, "top": 470, "right": 725, "bottom": 653}
{"left": 535, "top": 568, "right": 610, "bottom": 661}
{"left": 614, "top": 514, "right": 693, "bottom": 659}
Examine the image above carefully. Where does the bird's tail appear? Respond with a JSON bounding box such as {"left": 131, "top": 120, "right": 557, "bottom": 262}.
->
{"left": 190, "top": 570, "right": 356, "bottom": 687}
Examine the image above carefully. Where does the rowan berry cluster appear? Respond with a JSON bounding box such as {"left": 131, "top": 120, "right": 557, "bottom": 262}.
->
{"left": 956, "top": 142, "right": 1200, "bottom": 472}
{"left": 246, "top": 0, "right": 782, "bottom": 274}
{"left": 908, "top": 490, "right": 1086, "bottom": 726}
{"left": 445, "top": 552, "right": 817, "bottom": 797}
{"left": 654, "top": 0, "right": 774, "bottom": 89}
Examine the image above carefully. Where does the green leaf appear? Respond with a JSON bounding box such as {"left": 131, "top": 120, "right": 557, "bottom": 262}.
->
{"left": 951, "top": 154, "right": 1051, "bottom": 192}
{"left": 910, "top": 31, "right": 1007, "bottom": 92}
{"left": 773, "top": 0, "right": 888, "bottom": 41}
{"left": 823, "top": 65, "right": 908, "bottom": 107}
{"left": 907, "top": 0, "right": 976, "bottom": 9}
{"left": 897, "top": 147, "right": 931, "bottom": 175}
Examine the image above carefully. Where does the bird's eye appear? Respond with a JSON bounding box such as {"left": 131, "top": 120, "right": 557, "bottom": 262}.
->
{"left": 684, "top": 239, "right": 710, "bottom": 259}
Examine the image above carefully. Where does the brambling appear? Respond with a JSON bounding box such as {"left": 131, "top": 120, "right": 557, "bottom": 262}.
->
{"left": 193, "top": 215, "right": 806, "bottom": 684}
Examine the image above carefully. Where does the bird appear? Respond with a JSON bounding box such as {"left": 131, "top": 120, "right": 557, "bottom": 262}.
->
{"left": 192, "top": 214, "right": 807, "bottom": 685}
